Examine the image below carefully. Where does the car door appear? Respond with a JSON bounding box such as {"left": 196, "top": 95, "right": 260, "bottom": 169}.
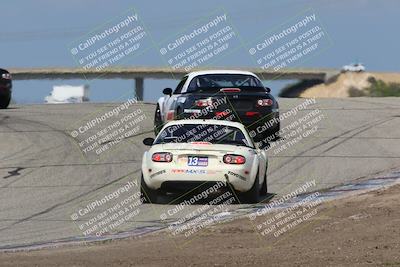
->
{"left": 163, "top": 76, "right": 188, "bottom": 121}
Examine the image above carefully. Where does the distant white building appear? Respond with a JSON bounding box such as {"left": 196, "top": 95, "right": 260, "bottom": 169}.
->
{"left": 45, "top": 85, "right": 89, "bottom": 103}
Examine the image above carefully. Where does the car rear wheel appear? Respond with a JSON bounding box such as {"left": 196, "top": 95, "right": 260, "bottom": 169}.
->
{"left": 154, "top": 104, "right": 163, "bottom": 135}
{"left": 260, "top": 171, "right": 268, "bottom": 196}
{"left": 140, "top": 174, "right": 158, "bottom": 203}
{"left": 238, "top": 172, "right": 260, "bottom": 204}
{"left": 0, "top": 96, "right": 10, "bottom": 109}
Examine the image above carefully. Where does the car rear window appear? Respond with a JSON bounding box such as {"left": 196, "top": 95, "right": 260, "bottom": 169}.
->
{"left": 187, "top": 74, "right": 265, "bottom": 93}
{"left": 155, "top": 124, "right": 251, "bottom": 147}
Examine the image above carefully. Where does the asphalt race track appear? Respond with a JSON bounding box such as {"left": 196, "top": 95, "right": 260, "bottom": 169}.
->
{"left": 1, "top": 98, "right": 399, "bottom": 249}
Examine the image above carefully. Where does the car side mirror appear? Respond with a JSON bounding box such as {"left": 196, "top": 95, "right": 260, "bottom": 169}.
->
{"left": 163, "top": 88, "right": 172, "bottom": 96}
{"left": 265, "top": 87, "right": 271, "bottom": 93}
{"left": 143, "top": 137, "right": 155, "bottom": 146}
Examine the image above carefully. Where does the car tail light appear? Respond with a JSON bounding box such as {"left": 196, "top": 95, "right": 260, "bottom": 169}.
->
{"left": 256, "top": 99, "right": 273, "bottom": 107}
{"left": 152, "top": 152, "right": 173, "bottom": 162}
{"left": 1, "top": 73, "right": 11, "bottom": 79}
{"left": 245, "top": 111, "right": 260, "bottom": 117}
{"left": 223, "top": 154, "right": 246, "bottom": 164}
{"left": 215, "top": 111, "right": 230, "bottom": 117}
{"left": 195, "top": 98, "right": 213, "bottom": 107}
{"left": 220, "top": 88, "right": 241, "bottom": 93}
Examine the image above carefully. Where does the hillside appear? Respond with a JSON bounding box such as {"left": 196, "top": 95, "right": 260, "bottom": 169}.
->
{"left": 283, "top": 72, "right": 400, "bottom": 98}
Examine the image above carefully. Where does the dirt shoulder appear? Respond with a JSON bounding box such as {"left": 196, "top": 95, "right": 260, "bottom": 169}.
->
{"left": 1, "top": 184, "right": 400, "bottom": 267}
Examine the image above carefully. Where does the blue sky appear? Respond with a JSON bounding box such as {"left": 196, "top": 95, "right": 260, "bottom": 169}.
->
{"left": 1, "top": 0, "right": 399, "bottom": 103}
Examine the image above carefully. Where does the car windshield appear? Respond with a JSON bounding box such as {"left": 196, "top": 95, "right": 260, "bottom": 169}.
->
{"left": 155, "top": 124, "right": 252, "bottom": 147}
{"left": 187, "top": 74, "right": 265, "bottom": 93}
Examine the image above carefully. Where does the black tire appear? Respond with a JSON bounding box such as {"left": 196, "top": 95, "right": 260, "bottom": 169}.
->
{"left": 0, "top": 96, "right": 10, "bottom": 109}
{"left": 140, "top": 174, "right": 158, "bottom": 203}
{"left": 154, "top": 104, "right": 163, "bottom": 135}
{"left": 238, "top": 172, "right": 261, "bottom": 204}
{"left": 260, "top": 171, "right": 268, "bottom": 197}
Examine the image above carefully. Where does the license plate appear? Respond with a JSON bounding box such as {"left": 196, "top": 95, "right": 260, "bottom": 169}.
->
{"left": 187, "top": 156, "right": 208, "bottom": 167}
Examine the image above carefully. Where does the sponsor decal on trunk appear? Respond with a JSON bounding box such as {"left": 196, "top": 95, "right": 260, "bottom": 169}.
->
{"left": 150, "top": 169, "right": 166, "bottom": 178}
{"left": 171, "top": 169, "right": 217, "bottom": 175}
{"left": 228, "top": 171, "right": 246, "bottom": 181}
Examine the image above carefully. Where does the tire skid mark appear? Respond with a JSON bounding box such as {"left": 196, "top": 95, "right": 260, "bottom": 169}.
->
{"left": 0, "top": 116, "right": 78, "bottom": 188}
{"left": 268, "top": 118, "right": 390, "bottom": 178}
{"left": 0, "top": 160, "right": 140, "bottom": 170}
{"left": 0, "top": 168, "right": 141, "bottom": 233}
{"left": 268, "top": 116, "right": 394, "bottom": 178}
{"left": 0, "top": 116, "right": 36, "bottom": 161}
{"left": 0, "top": 116, "right": 71, "bottom": 162}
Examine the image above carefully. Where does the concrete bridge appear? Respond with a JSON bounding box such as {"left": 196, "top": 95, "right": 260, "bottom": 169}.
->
{"left": 8, "top": 67, "right": 339, "bottom": 99}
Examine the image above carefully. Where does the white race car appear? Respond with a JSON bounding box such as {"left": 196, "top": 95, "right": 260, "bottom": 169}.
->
{"left": 341, "top": 63, "right": 365, "bottom": 72}
{"left": 141, "top": 119, "right": 268, "bottom": 204}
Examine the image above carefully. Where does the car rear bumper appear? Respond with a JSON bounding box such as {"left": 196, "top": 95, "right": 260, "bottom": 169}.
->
{"left": 159, "top": 181, "right": 228, "bottom": 193}
{"left": 142, "top": 165, "right": 256, "bottom": 192}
